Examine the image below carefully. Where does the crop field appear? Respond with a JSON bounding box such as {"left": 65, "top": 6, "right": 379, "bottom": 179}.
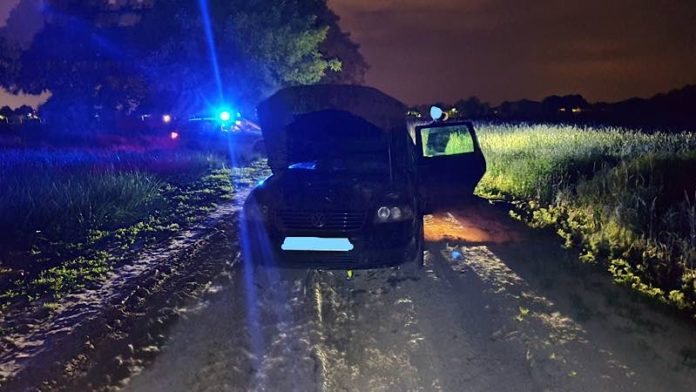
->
{"left": 2, "top": 124, "right": 695, "bottom": 318}
{"left": 0, "top": 149, "right": 266, "bottom": 308}
{"left": 475, "top": 123, "right": 696, "bottom": 315}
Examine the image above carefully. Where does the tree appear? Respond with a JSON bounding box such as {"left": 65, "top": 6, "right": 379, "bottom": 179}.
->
{"left": 0, "top": 36, "right": 21, "bottom": 89}
{"left": 316, "top": 7, "right": 367, "bottom": 84}
{"left": 218, "top": 0, "right": 341, "bottom": 109}
{"left": 6, "top": 1, "right": 148, "bottom": 130}
{"left": 2, "top": 0, "right": 366, "bottom": 131}
{"left": 454, "top": 97, "right": 491, "bottom": 119}
{"left": 15, "top": 105, "right": 34, "bottom": 117}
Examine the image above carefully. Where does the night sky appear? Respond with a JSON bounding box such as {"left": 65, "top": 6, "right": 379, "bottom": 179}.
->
{"left": 329, "top": 0, "right": 696, "bottom": 105}
{"left": 2, "top": 0, "right": 696, "bottom": 108}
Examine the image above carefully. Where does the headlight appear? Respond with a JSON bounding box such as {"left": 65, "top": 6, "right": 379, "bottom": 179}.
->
{"left": 375, "top": 205, "right": 413, "bottom": 223}
{"left": 376, "top": 206, "right": 391, "bottom": 222}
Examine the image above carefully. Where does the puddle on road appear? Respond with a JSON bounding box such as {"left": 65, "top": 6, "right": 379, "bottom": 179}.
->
{"left": 424, "top": 204, "right": 523, "bottom": 244}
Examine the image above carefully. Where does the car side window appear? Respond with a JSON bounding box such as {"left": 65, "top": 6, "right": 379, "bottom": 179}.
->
{"left": 421, "top": 125, "right": 475, "bottom": 157}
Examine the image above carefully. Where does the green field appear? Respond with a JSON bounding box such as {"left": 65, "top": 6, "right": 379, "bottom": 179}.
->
{"left": 0, "top": 149, "right": 266, "bottom": 308}
{"left": 3, "top": 125, "right": 696, "bottom": 317}
{"left": 475, "top": 123, "right": 696, "bottom": 315}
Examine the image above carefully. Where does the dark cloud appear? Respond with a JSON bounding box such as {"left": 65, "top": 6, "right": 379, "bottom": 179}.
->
{"left": 329, "top": 0, "right": 696, "bottom": 105}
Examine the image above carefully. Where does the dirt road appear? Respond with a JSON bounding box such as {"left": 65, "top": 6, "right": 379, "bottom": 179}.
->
{"left": 120, "top": 202, "right": 696, "bottom": 392}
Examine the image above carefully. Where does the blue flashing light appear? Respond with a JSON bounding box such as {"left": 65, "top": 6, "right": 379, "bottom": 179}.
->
{"left": 219, "top": 111, "right": 232, "bottom": 122}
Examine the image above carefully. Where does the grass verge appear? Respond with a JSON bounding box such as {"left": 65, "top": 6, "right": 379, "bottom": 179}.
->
{"left": 0, "top": 149, "right": 269, "bottom": 308}
{"left": 476, "top": 123, "right": 696, "bottom": 316}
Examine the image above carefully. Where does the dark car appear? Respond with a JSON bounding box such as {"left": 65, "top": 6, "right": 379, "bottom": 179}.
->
{"left": 243, "top": 85, "right": 485, "bottom": 270}
{"left": 177, "top": 116, "right": 266, "bottom": 164}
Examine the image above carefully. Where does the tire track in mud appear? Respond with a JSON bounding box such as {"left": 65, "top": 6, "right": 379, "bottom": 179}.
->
{"left": 119, "top": 202, "right": 696, "bottom": 392}
{"left": 305, "top": 268, "right": 427, "bottom": 391}
{"left": 414, "top": 246, "right": 539, "bottom": 392}
{"left": 245, "top": 267, "right": 429, "bottom": 391}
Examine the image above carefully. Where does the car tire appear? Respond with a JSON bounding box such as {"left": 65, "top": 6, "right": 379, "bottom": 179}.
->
{"left": 401, "top": 215, "right": 425, "bottom": 274}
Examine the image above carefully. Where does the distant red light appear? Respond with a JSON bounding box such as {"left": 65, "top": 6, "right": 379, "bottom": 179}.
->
{"left": 170, "top": 131, "right": 179, "bottom": 140}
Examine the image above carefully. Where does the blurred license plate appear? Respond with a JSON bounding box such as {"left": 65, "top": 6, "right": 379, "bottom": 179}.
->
{"left": 281, "top": 237, "right": 354, "bottom": 252}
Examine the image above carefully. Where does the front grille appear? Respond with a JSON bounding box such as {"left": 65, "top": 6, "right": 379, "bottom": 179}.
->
{"left": 275, "top": 210, "right": 367, "bottom": 233}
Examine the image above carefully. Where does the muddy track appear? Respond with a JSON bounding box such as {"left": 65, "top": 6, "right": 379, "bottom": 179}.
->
{"left": 0, "top": 196, "right": 249, "bottom": 391}
{"left": 117, "top": 201, "right": 696, "bottom": 392}
{"left": 4, "top": 199, "right": 696, "bottom": 391}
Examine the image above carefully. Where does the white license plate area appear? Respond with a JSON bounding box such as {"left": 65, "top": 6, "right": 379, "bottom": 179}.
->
{"left": 281, "top": 237, "right": 354, "bottom": 252}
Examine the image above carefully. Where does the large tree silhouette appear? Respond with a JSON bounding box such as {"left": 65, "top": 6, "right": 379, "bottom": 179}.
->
{"left": 1, "top": 0, "right": 366, "bottom": 131}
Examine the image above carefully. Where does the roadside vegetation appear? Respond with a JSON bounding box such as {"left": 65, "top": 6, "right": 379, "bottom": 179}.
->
{"left": 475, "top": 123, "right": 696, "bottom": 316}
{"left": 0, "top": 149, "right": 267, "bottom": 309}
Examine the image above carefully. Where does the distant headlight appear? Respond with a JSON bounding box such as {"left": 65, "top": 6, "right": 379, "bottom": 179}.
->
{"left": 375, "top": 205, "right": 413, "bottom": 223}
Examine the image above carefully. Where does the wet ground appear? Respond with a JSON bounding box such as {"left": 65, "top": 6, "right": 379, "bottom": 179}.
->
{"left": 117, "top": 201, "right": 696, "bottom": 392}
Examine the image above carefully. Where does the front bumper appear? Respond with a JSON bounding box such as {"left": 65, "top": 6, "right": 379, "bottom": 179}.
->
{"left": 245, "top": 218, "right": 418, "bottom": 269}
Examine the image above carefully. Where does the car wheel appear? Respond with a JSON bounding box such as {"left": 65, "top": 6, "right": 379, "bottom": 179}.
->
{"left": 401, "top": 215, "right": 424, "bottom": 274}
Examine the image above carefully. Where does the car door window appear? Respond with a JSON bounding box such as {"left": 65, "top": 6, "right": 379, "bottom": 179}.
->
{"left": 421, "top": 125, "right": 475, "bottom": 157}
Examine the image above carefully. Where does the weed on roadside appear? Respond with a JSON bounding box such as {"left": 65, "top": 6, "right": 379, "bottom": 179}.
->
{"left": 476, "top": 123, "right": 696, "bottom": 316}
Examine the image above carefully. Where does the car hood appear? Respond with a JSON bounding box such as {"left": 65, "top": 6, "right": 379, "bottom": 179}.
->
{"left": 253, "top": 170, "right": 400, "bottom": 211}
{"left": 257, "top": 85, "right": 408, "bottom": 173}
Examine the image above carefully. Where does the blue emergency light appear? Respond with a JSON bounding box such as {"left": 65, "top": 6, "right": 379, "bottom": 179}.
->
{"left": 219, "top": 111, "right": 232, "bottom": 122}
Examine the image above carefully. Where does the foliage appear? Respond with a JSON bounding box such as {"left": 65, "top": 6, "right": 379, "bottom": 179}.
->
{"left": 316, "top": 5, "right": 368, "bottom": 84}
{"left": 0, "top": 149, "right": 270, "bottom": 306}
{"left": 444, "top": 132, "right": 475, "bottom": 155}
{"left": 453, "top": 97, "right": 491, "bottom": 118}
{"left": 476, "top": 123, "right": 696, "bottom": 315}
{"left": 226, "top": 0, "right": 341, "bottom": 97}
{"left": 0, "top": 36, "right": 21, "bottom": 88}
{"left": 422, "top": 127, "right": 474, "bottom": 156}
{"left": 1, "top": 0, "right": 364, "bottom": 129}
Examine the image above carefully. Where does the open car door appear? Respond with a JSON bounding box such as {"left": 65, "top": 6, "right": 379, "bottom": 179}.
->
{"left": 415, "top": 121, "right": 486, "bottom": 211}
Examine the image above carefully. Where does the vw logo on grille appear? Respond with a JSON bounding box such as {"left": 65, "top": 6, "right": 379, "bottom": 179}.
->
{"left": 310, "top": 212, "right": 327, "bottom": 228}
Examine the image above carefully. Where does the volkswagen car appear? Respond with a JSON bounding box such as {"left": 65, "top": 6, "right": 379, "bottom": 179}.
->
{"left": 242, "top": 85, "right": 485, "bottom": 269}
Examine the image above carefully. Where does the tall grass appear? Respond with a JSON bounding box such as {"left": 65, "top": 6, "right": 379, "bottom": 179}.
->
{"left": 476, "top": 123, "right": 696, "bottom": 314}
{"left": 0, "top": 170, "right": 163, "bottom": 242}
{"left": 0, "top": 149, "right": 224, "bottom": 245}
{"left": 0, "top": 149, "right": 236, "bottom": 305}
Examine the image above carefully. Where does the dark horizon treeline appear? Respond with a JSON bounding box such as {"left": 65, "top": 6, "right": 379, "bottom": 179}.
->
{"left": 411, "top": 84, "right": 696, "bottom": 132}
